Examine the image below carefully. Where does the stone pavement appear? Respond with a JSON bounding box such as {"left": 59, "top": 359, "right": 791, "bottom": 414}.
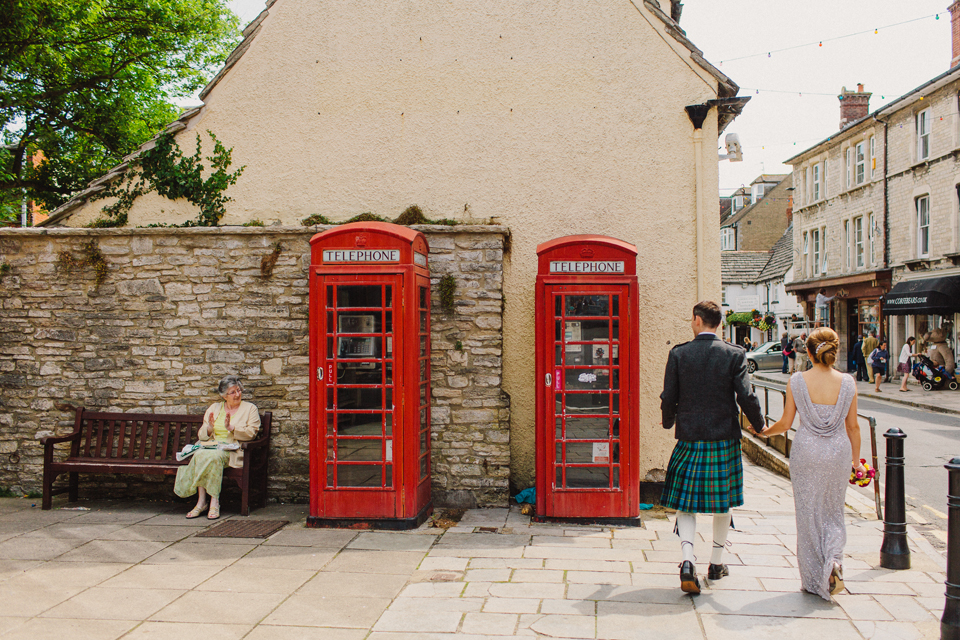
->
{"left": 0, "top": 459, "right": 947, "bottom": 639}
{"left": 755, "top": 370, "right": 960, "bottom": 417}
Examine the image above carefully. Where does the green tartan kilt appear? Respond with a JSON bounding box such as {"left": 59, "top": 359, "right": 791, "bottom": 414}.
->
{"left": 660, "top": 439, "right": 743, "bottom": 513}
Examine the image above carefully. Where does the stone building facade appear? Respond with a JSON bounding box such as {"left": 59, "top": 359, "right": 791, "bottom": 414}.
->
{"left": 0, "top": 226, "right": 510, "bottom": 507}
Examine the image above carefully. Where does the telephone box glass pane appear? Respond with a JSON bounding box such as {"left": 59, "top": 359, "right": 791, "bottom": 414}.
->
{"left": 337, "top": 387, "right": 383, "bottom": 410}
{"left": 337, "top": 439, "right": 382, "bottom": 461}
{"left": 338, "top": 311, "right": 382, "bottom": 333}
{"left": 565, "top": 368, "right": 610, "bottom": 390}
{"left": 565, "top": 295, "right": 609, "bottom": 316}
{"left": 338, "top": 286, "right": 381, "bottom": 307}
{"left": 336, "top": 413, "right": 382, "bottom": 437}
{"left": 565, "top": 416, "right": 609, "bottom": 439}
{"left": 337, "top": 465, "right": 381, "bottom": 487}
{"left": 565, "top": 467, "right": 610, "bottom": 489}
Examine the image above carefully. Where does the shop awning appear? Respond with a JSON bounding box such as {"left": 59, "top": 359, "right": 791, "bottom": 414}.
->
{"left": 882, "top": 276, "right": 960, "bottom": 315}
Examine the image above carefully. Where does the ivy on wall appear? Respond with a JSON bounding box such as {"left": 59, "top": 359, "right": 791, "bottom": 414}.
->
{"left": 91, "top": 131, "right": 245, "bottom": 228}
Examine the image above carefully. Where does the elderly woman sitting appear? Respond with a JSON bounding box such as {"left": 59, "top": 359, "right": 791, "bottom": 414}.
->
{"left": 175, "top": 375, "right": 261, "bottom": 519}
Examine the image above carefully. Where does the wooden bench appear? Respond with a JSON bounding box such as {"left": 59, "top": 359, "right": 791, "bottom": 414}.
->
{"left": 41, "top": 407, "right": 273, "bottom": 516}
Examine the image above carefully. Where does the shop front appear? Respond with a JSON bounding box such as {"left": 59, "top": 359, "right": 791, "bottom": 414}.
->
{"left": 882, "top": 274, "right": 960, "bottom": 375}
{"left": 307, "top": 222, "right": 432, "bottom": 529}
{"left": 534, "top": 235, "right": 640, "bottom": 523}
{"left": 787, "top": 270, "right": 891, "bottom": 369}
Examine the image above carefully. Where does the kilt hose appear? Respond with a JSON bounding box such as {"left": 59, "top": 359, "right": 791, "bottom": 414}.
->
{"left": 660, "top": 439, "right": 743, "bottom": 513}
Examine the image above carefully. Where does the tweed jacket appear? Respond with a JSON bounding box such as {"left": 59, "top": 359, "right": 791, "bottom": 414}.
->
{"left": 660, "top": 333, "right": 764, "bottom": 441}
{"left": 198, "top": 400, "right": 261, "bottom": 468}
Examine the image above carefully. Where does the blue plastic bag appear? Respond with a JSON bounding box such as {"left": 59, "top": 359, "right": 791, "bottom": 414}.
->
{"left": 514, "top": 487, "right": 536, "bottom": 504}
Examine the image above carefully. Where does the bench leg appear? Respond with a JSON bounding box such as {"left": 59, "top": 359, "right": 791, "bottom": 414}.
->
{"left": 239, "top": 471, "right": 250, "bottom": 517}
{"left": 42, "top": 469, "right": 58, "bottom": 511}
{"left": 68, "top": 473, "right": 79, "bottom": 503}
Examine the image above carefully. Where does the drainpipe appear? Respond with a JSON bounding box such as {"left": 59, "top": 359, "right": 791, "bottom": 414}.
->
{"left": 685, "top": 104, "right": 712, "bottom": 300}
{"left": 882, "top": 118, "right": 890, "bottom": 269}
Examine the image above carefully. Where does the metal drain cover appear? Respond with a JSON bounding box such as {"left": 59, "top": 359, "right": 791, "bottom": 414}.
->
{"left": 196, "top": 520, "right": 289, "bottom": 538}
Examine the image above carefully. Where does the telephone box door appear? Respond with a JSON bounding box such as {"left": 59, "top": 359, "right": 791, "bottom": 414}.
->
{"left": 542, "top": 285, "right": 636, "bottom": 518}
{"left": 315, "top": 274, "right": 403, "bottom": 519}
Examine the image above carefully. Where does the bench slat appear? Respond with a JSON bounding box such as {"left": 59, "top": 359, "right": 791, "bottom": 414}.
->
{"left": 105, "top": 419, "right": 116, "bottom": 459}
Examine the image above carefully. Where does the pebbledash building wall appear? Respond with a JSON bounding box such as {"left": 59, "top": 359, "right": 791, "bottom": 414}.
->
{"left": 0, "top": 226, "right": 510, "bottom": 506}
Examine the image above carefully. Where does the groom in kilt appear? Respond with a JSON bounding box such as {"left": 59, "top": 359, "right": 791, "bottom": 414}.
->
{"left": 660, "top": 301, "right": 764, "bottom": 594}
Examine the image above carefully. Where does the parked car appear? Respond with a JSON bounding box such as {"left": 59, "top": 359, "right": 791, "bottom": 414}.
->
{"left": 746, "top": 341, "right": 783, "bottom": 373}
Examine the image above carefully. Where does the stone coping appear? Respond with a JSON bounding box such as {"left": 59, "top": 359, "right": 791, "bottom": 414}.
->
{"left": 0, "top": 224, "right": 510, "bottom": 237}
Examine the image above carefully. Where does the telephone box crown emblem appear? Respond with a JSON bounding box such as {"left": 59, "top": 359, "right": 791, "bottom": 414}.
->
{"left": 355, "top": 233, "right": 368, "bottom": 247}
{"left": 580, "top": 247, "right": 595, "bottom": 259}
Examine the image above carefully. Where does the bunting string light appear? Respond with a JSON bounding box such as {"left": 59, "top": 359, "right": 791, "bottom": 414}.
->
{"left": 718, "top": 12, "right": 942, "bottom": 65}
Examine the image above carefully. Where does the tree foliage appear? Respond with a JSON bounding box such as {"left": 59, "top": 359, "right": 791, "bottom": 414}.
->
{"left": 0, "top": 0, "right": 240, "bottom": 213}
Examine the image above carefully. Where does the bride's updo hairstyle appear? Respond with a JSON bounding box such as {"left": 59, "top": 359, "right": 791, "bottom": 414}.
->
{"left": 807, "top": 327, "right": 840, "bottom": 366}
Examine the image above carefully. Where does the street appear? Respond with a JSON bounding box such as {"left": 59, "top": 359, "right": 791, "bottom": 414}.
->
{"left": 750, "top": 374, "right": 960, "bottom": 544}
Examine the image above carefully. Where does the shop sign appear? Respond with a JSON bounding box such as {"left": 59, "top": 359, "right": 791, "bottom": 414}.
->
{"left": 549, "top": 261, "right": 624, "bottom": 273}
{"left": 323, "top": 249, "right": 400, "bottom": 263}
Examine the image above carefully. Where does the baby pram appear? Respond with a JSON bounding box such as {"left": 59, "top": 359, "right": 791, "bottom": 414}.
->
{"left": 911, "top": 353, "right": 958, "bottom": 391}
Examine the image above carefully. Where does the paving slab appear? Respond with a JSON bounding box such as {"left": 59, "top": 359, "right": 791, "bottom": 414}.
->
{"left": 15, "top": 560, "right": 131, "bottom": 586}
{"left": 262, "top": 527, "right": 357, "bottom": 548}
{"left": 245, "top": 626, "right": 368, "bottom": 640}
{"left": 323, "top": 549, "right": 426, "bottom": 574}
{"left": 99, "top": 563, "right": 223, "bottom": 590}
{"left": 0, "top": 617, "right": 135, "bottom": 640}
{"left": 234, "top": 545, "right": 337, "bottom": 570}
{"left": 299, "top": 570, "right": 409, "bottom": 598}
{"left": 263, "top": 594, "right": 391, "bottom": 628}
{"left": 194, "top": 564, "right": 315, "bottom": 594}
{"left": 141, "top": 540, "right": 255, "bottom": 566}
{"left": 699, "top": 614, "right": 861, "bottom": 639}
{"left": 596, "top": 601, "right": 701, "bottom": 640}
{"left": 40, "top": 587, "right": 185, "bottom": 620}
{"left": 346, "top": 531, "right": 438, "bottom": 551}
{"left": 150, "top": 590, "right": 286, "bottom": 625}
{"left": 58, "top": 540, "right": 173, "bottom": 564}
{"left": 692, "top": 590, "right": 847, "bottom": 619}
{"left": 371, "top": 609, "right": 464, "bottom": 634}
{"left": 122, "top": 621, "right": 253, "bottom": 640}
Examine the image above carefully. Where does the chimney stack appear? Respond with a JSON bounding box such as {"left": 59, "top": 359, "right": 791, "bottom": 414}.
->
{"left": 951, "top": 2, "right": 960, "bottom": 68}
{"left": 838, "top": 85, "right": 871, "bottom": 129}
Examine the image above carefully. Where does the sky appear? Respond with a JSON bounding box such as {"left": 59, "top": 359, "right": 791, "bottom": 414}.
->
{"left": 224, "top": 0, "right": 954, "bottom": 195}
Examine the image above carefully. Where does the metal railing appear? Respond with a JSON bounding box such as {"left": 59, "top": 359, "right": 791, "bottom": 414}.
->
{"left": 742, "top": 378, "right": 883, "bottom": 521}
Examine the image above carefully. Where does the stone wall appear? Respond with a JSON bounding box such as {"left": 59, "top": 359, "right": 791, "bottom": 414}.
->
{"left": 0, "top": 225, "right": 510, "bottom": 508}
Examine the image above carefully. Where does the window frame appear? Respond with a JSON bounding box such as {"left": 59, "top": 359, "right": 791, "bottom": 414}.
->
{"left": 868, "top": 213, "right": 876, "bottom": 265}
{"left": 802, "top": 231, "right": 810, "bottom": 276}
{"left": 869, "top": 136, "right": 876, "bottom": 178}
{"left": 855, "top": 141, "right": 866, "bottom": 185}
{"left": 854, "top": 216, "right": 864, "bottom": 268}
{"left": 844, "top": 219, "right": 851, "bottom": 270}
{"left": 720, "top": 227, "right": 736, "bottom": 251}
{"left": 917, "top": 109, "right": 931, "bottom": 161}
{"left": 812, "top": 228, "right": 821, "bottom": 276}
{"left": 917, "top": 195, "right": 930, "bottom": 258}
{"left": 820, "top": 226, "right": 828, "bottom": 273}
{"left": 845, "top": 147, "right": 853, "bottom": 189}
{"left": 812, "top": 163, "right": 822, "bottom": 201}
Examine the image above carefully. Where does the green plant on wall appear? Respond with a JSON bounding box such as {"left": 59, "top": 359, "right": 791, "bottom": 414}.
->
{"left": 57, "top": 240, "right": 108, "bottom": 288}
{"left": 439, "top": 274, "right": 456, "bottom": 313}
{"left": 91, "top": 130, "right": 245, "bottom": 228}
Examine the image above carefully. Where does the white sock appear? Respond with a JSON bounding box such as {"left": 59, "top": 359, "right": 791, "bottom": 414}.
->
{"left": 711, "top": 512, "right": 732, "bottom": 565}
{"left": 676, "top": 512, "right": 697, "bottom": 564}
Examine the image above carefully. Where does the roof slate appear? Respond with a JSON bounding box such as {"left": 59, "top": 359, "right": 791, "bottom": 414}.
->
{"left": 757, "top": 224, "right": 793, "bottom": 282}
{"left": 721, "top": 251, "right": 771, "bottom": 284}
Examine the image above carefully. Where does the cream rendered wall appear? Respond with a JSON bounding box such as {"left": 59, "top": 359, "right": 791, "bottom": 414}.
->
{"left": 65, "top": 0, "right": 724, "bottom": 487}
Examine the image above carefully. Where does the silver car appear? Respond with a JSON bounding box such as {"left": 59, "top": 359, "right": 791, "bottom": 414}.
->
{"left": 746, "top": 341, "right": 783, "bottom": 373}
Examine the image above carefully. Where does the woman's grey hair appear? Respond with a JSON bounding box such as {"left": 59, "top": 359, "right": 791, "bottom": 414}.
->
{"left": 217, "top": 375, "right": 244, "bottom": 396}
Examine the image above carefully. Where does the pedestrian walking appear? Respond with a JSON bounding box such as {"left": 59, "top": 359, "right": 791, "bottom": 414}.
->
{"left": 862, "top": 331, "right": 878, "bottom": 383}
{"left": 660, "top": 301, "right": 765, "bottom": 595}
{"left": 869, "top": 340, "right": 889, "bottom": 392}
{"left": 781, "top": 329, "right": 792, "bottom": 374}
{"left": 757, "top": 328, "right": 863, "bottom": 599}
{"left": 852, "top": 335, "right": 867, "bottom": 381}
{"left": 785, "top": 338, "right": 797, "bottom": 373}
{"left": 794, "top": 333, "right": 808, "bottom": 372}
{"left": 898, "top": 337, "right": 917, "bottom": 392}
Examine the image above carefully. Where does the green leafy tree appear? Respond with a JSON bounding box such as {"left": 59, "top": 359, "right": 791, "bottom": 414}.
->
{"left": 0, "top": 0, "right": 241, "bottom": 214}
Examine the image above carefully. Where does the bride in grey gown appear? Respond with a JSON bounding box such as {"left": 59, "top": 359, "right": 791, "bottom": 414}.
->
{"left": 755, "top": 328, "right": 863, "bottom": 600}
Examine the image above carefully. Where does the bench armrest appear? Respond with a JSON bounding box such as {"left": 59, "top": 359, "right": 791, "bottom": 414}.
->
{"left": 240, "top": 434, "right": 269, "bottom": 451}
{"left": 40, "top": 431, "right": 82, "bottom": 446}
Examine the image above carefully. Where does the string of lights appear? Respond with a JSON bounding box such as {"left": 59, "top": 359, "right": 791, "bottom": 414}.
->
{"left": 718, "top": 12, "right": 943, "bottom": 65}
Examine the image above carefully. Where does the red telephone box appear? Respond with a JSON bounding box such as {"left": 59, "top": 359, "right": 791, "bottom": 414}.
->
{"left": 534, "top": 236, "right": 640, "bottom": 523}
{"left": 307, "top": 222, "right": 432, "bottom": 529}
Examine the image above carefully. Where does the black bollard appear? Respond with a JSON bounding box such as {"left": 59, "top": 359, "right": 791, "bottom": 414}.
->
{"left": 942, "top": 457, "right": 960, "bottom": 640}
{"left": 880, "top": 427, "right": 910, "bottom": 570}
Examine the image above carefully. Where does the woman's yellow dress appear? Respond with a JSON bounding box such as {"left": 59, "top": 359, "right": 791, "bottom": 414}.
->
{"left": 174, "top": 408, "right": 231, "bottom": 498}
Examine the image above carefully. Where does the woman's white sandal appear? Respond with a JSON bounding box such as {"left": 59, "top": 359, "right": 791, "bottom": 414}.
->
{"left": 186, "top": 504, "right": 208, "bottom": 519}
